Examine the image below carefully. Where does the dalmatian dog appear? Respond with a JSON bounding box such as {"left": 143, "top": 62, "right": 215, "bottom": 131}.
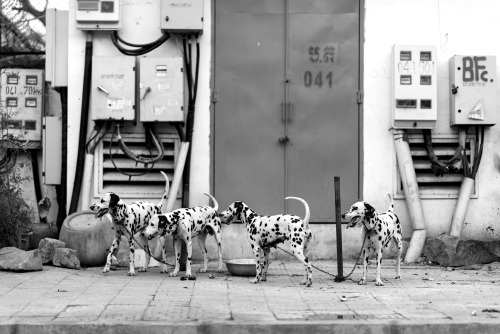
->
{"left": 342, "top": 193, "right": 402, "bottom": 286}
{"left": 219, "top": 197, "right": 313, "bottom": 287}
{"left": 142, "top": 193, "right": 224, "bottom": 279}
{"left": 90, "top": 171, "right": 169, "bottom": 276}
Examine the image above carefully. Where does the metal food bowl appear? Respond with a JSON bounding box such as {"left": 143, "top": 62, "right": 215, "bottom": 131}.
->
{"left": 224, "top": 259, "right": 256, "bottom": 276}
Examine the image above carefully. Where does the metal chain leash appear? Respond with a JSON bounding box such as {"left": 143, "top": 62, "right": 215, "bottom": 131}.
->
{"left": 277, "top": 232, "right": 367, "bottom": 282}
{"left": 122, "top": 228, "right": 175, "bottom": 267}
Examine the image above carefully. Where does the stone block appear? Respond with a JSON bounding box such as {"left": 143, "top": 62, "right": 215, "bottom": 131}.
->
{"left": 423, "top": 234, "right": 500, "bottom": 267}
{"left": 38, "top": 238, "right": 66, "bottom": 264}
{"left": 52, "top": 248, "right": 81, "bottom": 270}
{"left": 0, "top": 247, "right": 43, "bottom": 271}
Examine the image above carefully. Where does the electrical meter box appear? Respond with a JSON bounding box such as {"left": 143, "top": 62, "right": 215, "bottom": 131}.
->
{"left": 160, "top": 0, "right": 204, "bottom": 33}
{"left": 139, "top": 57, "right": 184, "bottom": 122}
{"left": 391, "top": 45, "right": 437, "bottom": 129}
{"left": 0, "top": 68, "right": 44, "bottom": 142}
{"left": 76, "top": 0, "right": 120, "bottom": 30}
{"left": 91, "top": 56, "right": 135, "bottom": 121}
{"left": 449, "top": 55, "right": 496, "bottom": 126}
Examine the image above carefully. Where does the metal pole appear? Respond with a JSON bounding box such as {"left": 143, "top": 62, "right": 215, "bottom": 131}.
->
{"left": 334, "top": 176, "right": 344, "bottom": 282}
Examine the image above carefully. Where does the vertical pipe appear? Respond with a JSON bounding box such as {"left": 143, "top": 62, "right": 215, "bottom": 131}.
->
{"left": 334, "top": 176, "right": 344, "bottom": 281}
{"left": 80, "top": 153, "right": 94, "bottom": 210}
{"left": 393, "top": 129, "right": 427, "bottom": 262}
{"left": 449, "top": 129, "right": 471, "bottom": 237}
{"left": 166, "top": 142, "right": 190, "bottom": 212}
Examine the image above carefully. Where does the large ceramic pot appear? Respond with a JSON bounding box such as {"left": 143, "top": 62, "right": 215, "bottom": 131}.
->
{"left": 59, "top": 211, "right": 115, "bottom": 267}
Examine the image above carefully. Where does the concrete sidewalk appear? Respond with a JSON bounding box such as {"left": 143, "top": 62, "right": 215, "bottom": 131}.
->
{"left": 0, "top": 259, "right": 499, "bottom": 333}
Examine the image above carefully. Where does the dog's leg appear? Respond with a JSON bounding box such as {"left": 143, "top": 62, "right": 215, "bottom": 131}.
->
{"left": 212, "top": 228, "right": 225, "bottom": 273}
{"left": 127, "top": 235, "right": 136, "bottom": 276}
{"left": 103, "top": 233, "right": 121, "bottom": 273}
{"left": 160, "top": 237, "right": 169, "bottom": 274}
{"left": 169, "top": 238, "right": 182, "bottom": 277}
{"left": 261, "top": 248, "right": 270, "bottom": 281}
{"left": 375, "top": 248, "right": 384, "bottom": 286}
{"left": 395, "top": 236, "right": 402, "bottom": 280}
{"left": 359, "top": 247, "right": 368, "bottom": 285}
{"left": 250, "top": 247, "right": 264, "bottom": 284}
{"left": 196, "top": 232, "right": 209, "bottom": 273}
{"left": 292, "top": 245, "right": 313, "bottom": 287}
{"left": 184, "top": 237, "right": 193, "bottom": 279}
{"left": 137, "top": 235, "right": 151, "bottom": 272}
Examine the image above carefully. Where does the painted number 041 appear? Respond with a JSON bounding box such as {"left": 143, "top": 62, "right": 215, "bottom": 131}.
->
{"left": 304, "top": 71, "right": 333, "bottom": 88}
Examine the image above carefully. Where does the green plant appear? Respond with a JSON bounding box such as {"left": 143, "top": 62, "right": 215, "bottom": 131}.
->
{"left": 0, "top": 169, "right": 33, "bottom": 250}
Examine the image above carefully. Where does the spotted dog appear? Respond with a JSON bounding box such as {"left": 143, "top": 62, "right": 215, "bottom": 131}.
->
{"left": 342, "top": 193, "right": 402, "bottom": 286}
{"left": 142, "top": 193, "right": 224, "bottom": 279}
{"left": 90, "top": 171, "right": 169, "bottom": 276}
{"left": 219, "top": 197, "right": 313, "bottom": 287}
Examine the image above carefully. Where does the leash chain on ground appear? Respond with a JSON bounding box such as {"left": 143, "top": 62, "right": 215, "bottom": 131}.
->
{"left": 123, "top": 228, "right": 175, "bottom": 267}
{"left": 277, "top": 233, "right": 367, "bottom": 283}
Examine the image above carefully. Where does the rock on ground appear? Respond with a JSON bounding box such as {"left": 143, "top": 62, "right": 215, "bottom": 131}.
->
{"left": 38, "top": 238, "right": 66, "bottom": 264}
{"left": 423, "top": 233, "right": 500, "bottom": 267}
{"left": 52, "top": 248, "right": 81, "bottom": 270}
{"left": 0, "top": 247, "right": 43, "bottom": 272}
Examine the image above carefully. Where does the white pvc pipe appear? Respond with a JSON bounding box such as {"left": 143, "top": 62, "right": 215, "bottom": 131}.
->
{"left": 80, "top": 153, "right": 94, "bottom": 211}
{"left": 165, "top": 142, "right": 189, "bottom": 212}
{"left": 449, "top": 176, "right": 474, "bottom": 237}
{"left": 393, "top": 129, "right": 427, "bottom": 263}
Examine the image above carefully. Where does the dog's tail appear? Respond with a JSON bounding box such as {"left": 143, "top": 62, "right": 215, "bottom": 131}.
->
{"left": 285, "top": 197, "right": 310, "bottom": 229}
{"left": 385, "top": 192, "right": 394, "bottom": 213}
{"left": 204, "top": 193, "right": 219, "bottom": 212}
{"left": 157, "top": 171, "right": 170, "bottom": 210}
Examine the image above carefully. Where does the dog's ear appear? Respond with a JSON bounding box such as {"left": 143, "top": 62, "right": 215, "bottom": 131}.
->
{"left": 364, "top": 202, "right": 375, "bottom": 218}
{"left": 109, "top": 193, "right": 120, "bottom": 209}
{"left": 158, "top": 215, "right": 168, "bottom": 228}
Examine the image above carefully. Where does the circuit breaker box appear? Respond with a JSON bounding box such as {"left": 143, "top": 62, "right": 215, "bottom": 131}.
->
{"left": 139, "top": 57, "right": 184, "bottom": 122}
{"left": 160, "top": 0, "right": 204, "bottom": 33}
{"left": 449, "top": 55, "right": 496, "bottom": 126}
{"left": 91, "top": 56, "right": 135, "bottom": 121}
{"left": 0, "top": 68, "right": 44, "bottom": 142}
{"left": 76, "top": 0, "right": 120, "bottom": 30}
{"left": 391, "top": 45, "right": 437, "bottom": 129}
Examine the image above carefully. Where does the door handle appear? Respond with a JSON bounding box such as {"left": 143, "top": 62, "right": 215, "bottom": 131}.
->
{"left": 279, "top": 136, "right": 289, "bottom": 144}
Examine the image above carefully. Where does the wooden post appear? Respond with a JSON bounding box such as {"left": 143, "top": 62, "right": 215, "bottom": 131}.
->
{"left": 334, "top": 176, "right": 344, "bottom": 282}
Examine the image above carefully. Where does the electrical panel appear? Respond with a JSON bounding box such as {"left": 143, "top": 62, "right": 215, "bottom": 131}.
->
{"left": 391, "top": 45, "right": 437, "bottom": 129}
{"left": 43, "top": 116, "right": 62, "bottom": 185}
{"left": 160, "top": 0, "right": 204, "bottom": 33}
{"left": 139, "top": 57, "right": 184, "bottom": 122}
{"left": 76, "top": 0, "right": 120, "bottom": 30}
{"left": 449, "top": 55, "right": 497, "bottom": 126}
{"left": 0, "top": 68, "right": 44, "bottom": 142}
{"left": 91, "top": 56, "right": 135, "bottom": 121}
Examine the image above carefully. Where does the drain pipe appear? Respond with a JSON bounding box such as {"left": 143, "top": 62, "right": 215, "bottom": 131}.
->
{"left": 393, "top": 129, "right": 427, "bottom": 262}
{"left": 449, "top": 129, "right": 473, "bottom": 237}
{"left": 69, "top": 32, "right": 93, "bottom": 214}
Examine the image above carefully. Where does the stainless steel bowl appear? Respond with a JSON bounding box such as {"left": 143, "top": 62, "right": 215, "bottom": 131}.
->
{"left": 224, "top": 259, "right": 256, "bottom": 276}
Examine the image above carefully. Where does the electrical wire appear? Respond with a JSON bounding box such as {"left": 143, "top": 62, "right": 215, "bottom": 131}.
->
{"left": 108, "top": 123, "right": 156, "bottom": 177}
{"left": 110, "top": 31, "right": 171, "bottom": 56}
{"left": 116, "top": 123, "right": 164, "bottom": 164}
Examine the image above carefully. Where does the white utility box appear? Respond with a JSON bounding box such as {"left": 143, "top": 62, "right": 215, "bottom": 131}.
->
{"left": 139, "top": 57, "right": 184, "bottom": 122}
{"left": 76, "top": 0, "right": 120, "bottom": 30}
{"left": 91, "top": 56, "right": 135, "bottom": 121}
{"left": 160, "top": 0, "right": 204, "bottom": 33}
{"left": 391, "top": 45, "right": 437, "bottom": 129}
{"left": 449, "top": 55, "right": 496, "bottom": 126}
{"left": 0, "top": 68, "right": 44, "bottom": 142}
{"left": 43, "top": 116, "right": 62, "bottom": 185}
